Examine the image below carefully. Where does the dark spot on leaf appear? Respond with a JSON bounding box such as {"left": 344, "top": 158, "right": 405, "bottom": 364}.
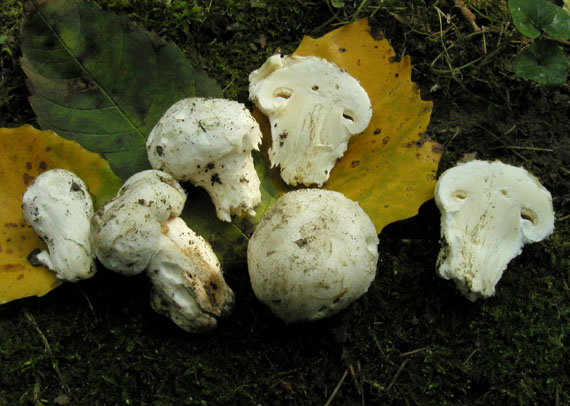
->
{"left": 382, "top": 136, "right": 390, "bottom": 145}
{"left": 351, "top": 160, "right": 361, "bottom": 168}
{"left": 338, "top": 47, "right": 346, "bottom": 52}
{"left": 138, "top": 199, "right": 146, "bottom": 205}
{"left": 39, "top": 161, "right": 47, "bottom": 171}
{"left": 373, "top": 128, "right": 381, "bottom": 135}
{"left": 295, "top": 238, "right": 309, "bottom": 248}
{"left": 25, "top": 162, "right": 32, "bottom": 170}
{"left": 23, "top": 173, "right": 34, "bottom": 185}
{"left": 206, "top": 163, "right": 215, "bottom": 170}
{"left": 45, "top": 147, "right": 52, "bottom": 152}
{"left": 155, "top": 145, "right": 164, "bottom": 156}
{"left": 389, "top": 56, "right": 396, "bottom": 63}
{"left": 432, "top": 144, "right": 445, "bottom": 154}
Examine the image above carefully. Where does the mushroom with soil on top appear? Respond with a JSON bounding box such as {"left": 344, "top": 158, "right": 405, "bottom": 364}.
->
{"left": 21, "top": 168, "right": 96, "bottom": 282}
{"left": 90, "top": 169, "right": 234, "bottom": 332}
{"left": 249, "top": 54, "right": 372, "bottom": 187}
{"left": 434, "top": 160, "right": 555, "bottom": 301}
{"left": 146, "top": 97, "right": 263, "bottom": 222}
{"left": 247, "top": 188, "right": 379, "bottom": 323}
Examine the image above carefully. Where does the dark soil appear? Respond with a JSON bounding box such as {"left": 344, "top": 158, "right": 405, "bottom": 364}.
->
{"left": 1, "top": 1, "right": 569, "bottom": 405}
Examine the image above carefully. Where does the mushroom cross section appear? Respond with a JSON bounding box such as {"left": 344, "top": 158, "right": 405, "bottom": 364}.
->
{"left": 434, "top": 160, "right": 555, "bottom": 300}
{"left": 249, "top": 54, "right": 372, "bottom": 187}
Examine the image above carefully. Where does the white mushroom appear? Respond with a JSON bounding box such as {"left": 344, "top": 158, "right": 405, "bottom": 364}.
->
{"left": 249, "top": 54, "right": 372, "bottom": 187}
{"left": 147, "top": 97, "right": 262, "bottom": 222}
{"left": 247, "top": 189, "right": 379, "bottom": 323}
{"left": 21, "top": 169, "right": 96, "bottom": 282}
{"left": 434, "top": 160, "right": 555, "bottom": 301}
{"left": 91, "top": 170, "right": 234, "bottom": 332}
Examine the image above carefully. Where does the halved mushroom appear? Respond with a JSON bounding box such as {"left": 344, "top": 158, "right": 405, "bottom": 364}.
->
{"left": 91, "top": 170, "right": 234, "bottom": 332}
{"left": 249, "top": 54, "right": 372, "bottom": 187}
{"left": 434, "top": 160, "right": 555, "bottom": 300}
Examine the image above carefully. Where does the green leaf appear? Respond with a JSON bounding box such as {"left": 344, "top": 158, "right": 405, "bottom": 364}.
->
{"left": 514, "top": 39, "right": 570, "bottom": 85}
{"left": 20, "top": 0, "right": 222, "bottom": 182}
{"left": 509, "top": 0, "right": 570, "bottom": 40}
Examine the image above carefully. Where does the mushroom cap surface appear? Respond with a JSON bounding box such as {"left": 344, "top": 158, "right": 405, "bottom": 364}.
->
{"left": 247, "top": 189, "right": 379, "bottom": 323}
{"left": 249, "top": 54, "right": 372, "bottom": 186}
{"left": 434, "top": 160, "right": 555, "bottom": 300}
{"left": 90, "top": 170, "right": 186, "bottom": 276}
{"left": 147, "top": 97, "right": 262, "bottom": 175}
{"left": 22, "top": 169, "right": 96, "bottom": 282}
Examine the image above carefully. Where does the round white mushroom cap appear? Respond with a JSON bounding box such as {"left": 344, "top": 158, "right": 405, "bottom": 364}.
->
{"left": 147, "top": 97, "right": 262, "bottom": 222}
{"left": 91, "top": 170, "right": 186, "bottom": 276}
{"left": 249, "top": 54, "right": 372, "bottom": 187}
{"left": 247, "top": 189, "right": 379, "bottom": 323}
{"left": 434, "top": 160, "right": 555, "bottom": 300}
{"left": 21, "top": 169, "right": 96, "bottom": 282}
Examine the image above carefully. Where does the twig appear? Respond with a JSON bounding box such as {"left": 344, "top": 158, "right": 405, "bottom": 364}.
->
{"left": 24, "top": 311, "right": 71, "bottom": 394}
{"left": 400, "top": 347, "right": 427, "bottom": 357}
{"left": 324, "top": 369, "right": 348, "bottom": 406}
{"left": 557, "top": 214, "right": 570, "bottom": 222}
{"left": 490, "top": 145, "right": 554, "bottom": 152}
{"left": 386, "top": 358, "right": 409, "bottom": 392}
{"left": 454, "top": 0, "right": 481, "bottom": 32}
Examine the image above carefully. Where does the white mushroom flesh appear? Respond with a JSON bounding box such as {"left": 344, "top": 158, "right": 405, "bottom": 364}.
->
{"left": 247, "top": 189, "right": 379, "bottom": 323}
{"left": 91, "top": 169, "right": 234, "bottom": 332}
{"left": 147, "top": 97, "right": 262, "bottom": 222}
{"left": 21, "top": 169, "right": 96, "bottom": 282}
{"left": 249, "top": 54, "right": 372, "bottom": 187}
{"left": 435, "top": 160, "right": 555, "bottom": 300}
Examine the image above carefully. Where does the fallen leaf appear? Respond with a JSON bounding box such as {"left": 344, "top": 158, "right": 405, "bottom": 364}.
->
{"left": 255, "top": 19, "right": 443, "bottom": 232}
{"left": 0, "top": 125, "right": 122, "bottom": 304}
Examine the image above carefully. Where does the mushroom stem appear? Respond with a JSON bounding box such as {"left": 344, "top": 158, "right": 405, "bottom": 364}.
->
{"left": 188, "top": 152, "right": 261, "bottom": 222}
{"left": 148, "top": 217, "right": 234, "bottom": 332}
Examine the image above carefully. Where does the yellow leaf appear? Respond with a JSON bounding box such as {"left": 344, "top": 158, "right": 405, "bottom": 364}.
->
{"left": 254, "top": 19, "right": 443, "bottom": 233}
{"left": 0, "top": 125, "right": 122, "bottom": 304}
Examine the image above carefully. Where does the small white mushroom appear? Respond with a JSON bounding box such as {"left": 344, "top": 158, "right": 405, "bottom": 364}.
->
{"left": 434, "top": 160, "right": 555, "bottom": 301}
{"left": 247, "top": 189, "right": 379, "bottom": 323}
{"left": 21, "top": 169, "right": 96, "bottom": 282}
{"left": 147, "top": 97, "right": 262, "bottom": 222}
{"left": 249, "top": 54, "right": 372, "bottom": 187}
{"left": 91, "top": 170, "right": 234, "bottom": 332}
